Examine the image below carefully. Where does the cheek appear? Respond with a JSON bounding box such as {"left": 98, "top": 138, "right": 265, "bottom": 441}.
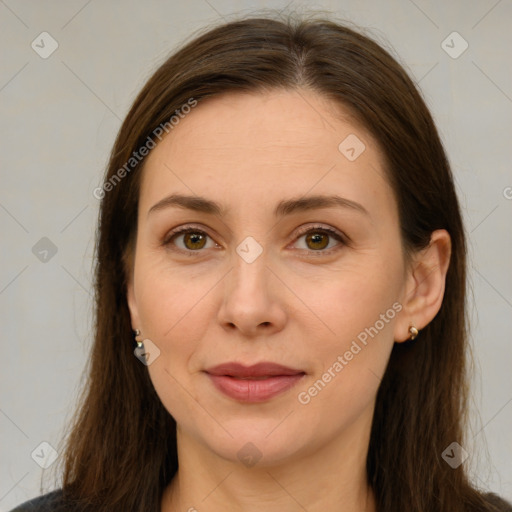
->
{"left": 133, "top": 258, "right": 203, "bottom": 382}
{"left": 292, "top": 252, "right": 402, "bottom": 406}
{"left": 295, "top": 300, "right": 396, "bottom": 427}
{"left": 290, "top": 251, "right": 403, "bottom": 345}
{"left": 134, "top": 263, "right": 208, "bottom": 423}
{"left": 134, "top": 253, "right": 211, "bottom": 340}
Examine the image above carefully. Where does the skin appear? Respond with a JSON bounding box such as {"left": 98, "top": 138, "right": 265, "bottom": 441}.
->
{"left": 126, "top": 88, "right": 451, "bottom": 512}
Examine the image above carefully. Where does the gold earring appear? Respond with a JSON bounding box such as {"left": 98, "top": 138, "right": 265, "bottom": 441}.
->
{"left": 133, "top": 329, "right": 143, "bottom": 348}
{"left": 408, "top": 325, "right": 419, "bottom": 340}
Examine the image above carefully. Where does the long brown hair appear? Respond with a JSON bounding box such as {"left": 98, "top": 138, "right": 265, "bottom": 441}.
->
{"left": 49, "top": 11, "right": 501, "bottom": 512}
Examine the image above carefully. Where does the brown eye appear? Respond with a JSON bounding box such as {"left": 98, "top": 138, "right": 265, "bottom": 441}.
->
{"left": 163, "top": 224, "right": 346, "bottom": 256}
{"left": 293, "top": 226, "right": 345, "bottom": 254}
{"left": 182, "top": 231, "right": 207, "bottom": 250}
{"left": 304, "top": 232, "right": 330, "bottom": 251}
{"left": 164, "top": 227, "right": 215, "bottom": 252}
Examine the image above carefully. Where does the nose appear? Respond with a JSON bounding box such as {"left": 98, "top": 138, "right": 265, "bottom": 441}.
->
{"left": 216, "top": 249, "right": 287, "bottom": 338}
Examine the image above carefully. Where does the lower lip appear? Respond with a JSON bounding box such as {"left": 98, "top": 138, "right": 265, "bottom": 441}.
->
{"left": 206, "top": 373, "right": 305, "bottom": 403}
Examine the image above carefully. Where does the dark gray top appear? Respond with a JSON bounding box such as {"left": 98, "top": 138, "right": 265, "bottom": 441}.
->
{"left": 9, "top": 488, "right": 512, "bottom": 511}
{"left": 9, "top": 490, "right": 64, "bottom": 511}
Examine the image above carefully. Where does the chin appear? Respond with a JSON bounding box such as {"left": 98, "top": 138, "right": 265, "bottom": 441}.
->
{"left": 197, "top": 418, "right": 317, "bottom": 468}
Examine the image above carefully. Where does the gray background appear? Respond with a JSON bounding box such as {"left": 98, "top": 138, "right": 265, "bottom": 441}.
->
{"left": 1, "top": 0, "right": 511, "bottom": 509}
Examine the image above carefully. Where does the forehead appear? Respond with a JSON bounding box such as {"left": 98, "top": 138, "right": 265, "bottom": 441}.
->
{"left": 139, "top": 89, "right": 396, "bottom": 223}
{"left": 149, "top": 89, "right": 371, "bottom": 160}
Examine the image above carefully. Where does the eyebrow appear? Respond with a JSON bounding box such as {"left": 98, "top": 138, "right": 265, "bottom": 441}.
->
{"left": 147, "top": 193, "right": 370, "bottom": 218}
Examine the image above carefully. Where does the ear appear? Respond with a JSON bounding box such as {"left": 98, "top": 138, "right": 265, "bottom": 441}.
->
{"left": 393, "top": 229, "right": 452, "bottom": 343}
{"left": 126, "top": 277, "right": 140, "bottom": 331}
{"left": 125, "top": 252, "right": 141, "bottom": 331}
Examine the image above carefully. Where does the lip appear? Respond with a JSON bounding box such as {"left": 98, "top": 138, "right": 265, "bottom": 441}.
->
{"left": 205, "top": 362, "right": 305, "bottom": 378}
{"left": 204, "top": 362, "right": 306, "bottom": 403}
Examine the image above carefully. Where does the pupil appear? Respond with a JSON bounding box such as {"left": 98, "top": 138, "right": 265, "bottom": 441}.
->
{"left": 307, "top": 233, "right": 328, "bottom": 250}
{"left": 185, "top": 233, "right": 205, "bottom": 249}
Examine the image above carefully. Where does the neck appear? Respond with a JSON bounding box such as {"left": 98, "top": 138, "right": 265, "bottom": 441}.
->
{"left": 161, "top": 410, "right": 377, "bottom": 512}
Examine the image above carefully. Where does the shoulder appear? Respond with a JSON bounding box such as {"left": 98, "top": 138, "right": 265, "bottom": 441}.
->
{"left": 483, "top": 492, "right": 512, "bottom": 511}
{"left": 8, "top": 489, "right": 69, "bottom": 512}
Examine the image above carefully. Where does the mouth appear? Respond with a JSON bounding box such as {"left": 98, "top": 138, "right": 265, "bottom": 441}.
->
{"left": 204, "top": 362, "right": 306, "bottom": 403}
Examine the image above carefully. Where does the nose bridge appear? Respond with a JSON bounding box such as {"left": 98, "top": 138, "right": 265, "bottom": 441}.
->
{"left": 216, "top": 230, "right": 287, "bottom": 334}
{"left": 227, "top": 200, "right": 272, "bottom": 277}
{"left": 229, "top": 234, "right": 269, "bottom": 296}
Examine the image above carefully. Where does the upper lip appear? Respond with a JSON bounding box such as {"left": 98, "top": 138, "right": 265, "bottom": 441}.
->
{"left": 204, "top": 362, "right": 305, "bottom": 378}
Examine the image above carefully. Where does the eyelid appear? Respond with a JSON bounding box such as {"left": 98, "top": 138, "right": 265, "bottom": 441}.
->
{"left": 162, "top": 223, "right": 219, "bottom": 248}
{"left": 293, "top": 223, "right": 346, "bottom": 241}
{"left": 291, "top": 224, "right": 347, "bottom": 254}
{"left": 163, "top": 223, "right": 348, "bottom": 254}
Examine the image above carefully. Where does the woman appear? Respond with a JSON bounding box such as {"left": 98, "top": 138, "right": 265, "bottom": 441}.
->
{"left": 10, "top": 13, "right": 512, "bottom": 512}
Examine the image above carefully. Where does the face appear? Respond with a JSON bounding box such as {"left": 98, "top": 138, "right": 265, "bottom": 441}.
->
{"left": 127, "top": 89, "right": 409, "bottom": 466}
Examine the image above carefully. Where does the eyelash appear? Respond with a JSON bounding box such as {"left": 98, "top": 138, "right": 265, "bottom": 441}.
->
{"left": 162, "top": 223, "right": 347, "bottom": 257}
